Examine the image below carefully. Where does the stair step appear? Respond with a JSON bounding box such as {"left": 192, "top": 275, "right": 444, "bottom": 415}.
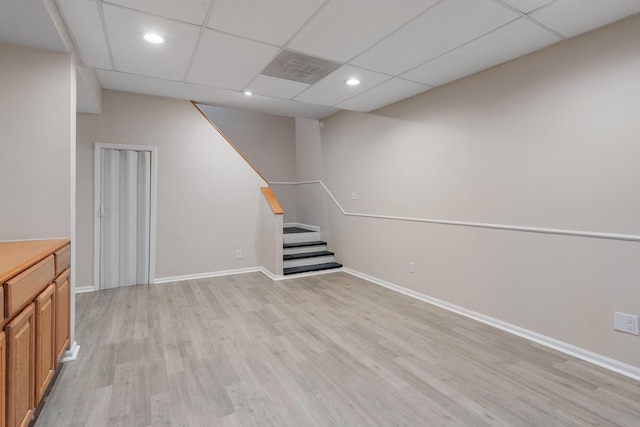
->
{"left": 283, "top": 240, "right": 326, "bottom": 248}
{"left": 284, "top": 243, "right": 328, "bottom": 256}
{"left": 284, "top": 253, "right": 336, "bottom": 268}
{"left": 283, "top": 229, "right": 320, "bottom": 244}
{"left": 283, "top": 227, "right": 316, "bottom": 234}
{"left": 283, "top": 250, "right": 334, "bottom": 261}
{"left": 283, "top": 262, "right": 343, "bottom": 276}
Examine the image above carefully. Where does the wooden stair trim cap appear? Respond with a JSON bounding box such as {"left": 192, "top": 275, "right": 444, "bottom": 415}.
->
{"left": 261, "top": 187, "right": 284, "bottom": 215}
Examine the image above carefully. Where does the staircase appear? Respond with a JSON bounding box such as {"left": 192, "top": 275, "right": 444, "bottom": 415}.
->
{"left": 283, "top": 226, "right": 342, "bottom": 275}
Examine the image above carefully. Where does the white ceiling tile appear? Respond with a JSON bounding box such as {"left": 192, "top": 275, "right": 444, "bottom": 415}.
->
{"left": 294, "top": 65, "right": 391, "bottom": 106}
{"left": 208, "top": 0, "right": 325, "bottom": 46}
{"left": 337, "top": 78, "right": 432, "bottom": 112}
{"left": 245, "top": 75, "right": 310, "bottom": 99}
{"left": 288, "top": 0, "right": 440, "bottom": 62}
{"left": 186, "top": 30, "right": 279, "bottom": 91}
{"left": 0, "top": 1, "right": 67, "bottom": 52}
{"left": 500, "top": 0, "right": 554, "bottom": 14}
{"left": 11, "top": 0, "right": 640, "bottom": 117}
{"left": 98, "top": 69, "right": 250, "bottom": 107}
{"left": 351, "top": 0, "right": 520, "bottom": 75}
{"left": 57, "top": 0, "right": 111, "bottom": 69}
{"left": 402, "top": 18, "right": 560, "bottom": 86}
{"left": 103, "top": 4, "right": 200, "bottom": 80}
{"left": 235, "top": 95, "right": 341, "bottom": 120}
{"left": 103, "top": 0, "right": 211, "bottom": 25}
{"left": 97, "top": 69, "right": 340, "bottom": 119}
{"left": 530, "top": 0, "right": 640, "bottom": 38}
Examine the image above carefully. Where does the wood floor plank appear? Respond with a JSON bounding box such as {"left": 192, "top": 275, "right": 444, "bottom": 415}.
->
{"left": 36, "top": 272, "right": 640, "bottom": 426}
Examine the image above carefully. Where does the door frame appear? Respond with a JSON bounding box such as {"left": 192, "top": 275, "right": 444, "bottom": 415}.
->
{"left": 93, "top": 143, "right": 158, "bottom": 291}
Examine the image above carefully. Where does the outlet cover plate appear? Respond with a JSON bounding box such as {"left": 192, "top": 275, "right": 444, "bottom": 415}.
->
{"left": 613, "top": 312, "right": 639, "bottom": 335}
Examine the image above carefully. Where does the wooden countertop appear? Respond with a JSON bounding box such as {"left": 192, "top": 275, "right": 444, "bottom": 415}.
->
{"left": 0, "top": 239, "right": 70, "bottom": 283}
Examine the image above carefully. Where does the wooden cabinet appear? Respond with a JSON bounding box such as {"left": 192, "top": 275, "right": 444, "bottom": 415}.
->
{"left": 55, "top": 270, "right": 70, "bottom": 363}
{"left": 35, "top": 285, "right": 56, "bottom": 403}
{"left": 4, "top": 256, "right": 54, "bottom": 319}
{"left": 6, "top": 304, "right": 35, "bottom": 427}
{"left": 1, "top": 332, "right": 6, "bottom": 427}
{"left": 0, "top": 239, "right": 70, "bottom": 427}
{"left": 54, "top": 245, "right": 70, "bottom": 277}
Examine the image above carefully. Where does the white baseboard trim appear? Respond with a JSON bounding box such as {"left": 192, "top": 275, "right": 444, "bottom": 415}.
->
{"left": 75, "top": 286, "right": 95, "bottom": 294}
{"left": 283, "top": 222, "right": 320, "bottom": 232}
{"left": 343, "top": 268, "right": 640, "bottom": 382}
{"left": 258, "top": 267, "right": 280, "bottom": 281}
{"left": 62, "top": 341, "right": 80, "bottom": 362}
{"left": 153, "top": 267, "right": 262, "bottom": 284}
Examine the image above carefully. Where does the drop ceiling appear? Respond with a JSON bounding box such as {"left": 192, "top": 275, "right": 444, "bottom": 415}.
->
{"left": 2, "top": 0, "right": 640, "bottom": 119}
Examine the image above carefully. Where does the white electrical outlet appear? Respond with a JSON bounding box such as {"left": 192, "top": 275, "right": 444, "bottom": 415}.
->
{"left": 613, "top": 312, "right": 639, "bottom": 335}
{"left": 409, "top": 262, "right": 415, "bottom": 273}
{"left": 351, "top": 192, "right": 359, "bottom": 200}
{"left": 236, "top": 249, "right": 242, "bottom": 259}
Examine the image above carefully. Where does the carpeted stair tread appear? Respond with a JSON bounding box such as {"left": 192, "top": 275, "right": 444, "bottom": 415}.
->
{"left": 283, "top": 262, "right": 343, "bottom": 275}
{"left": 283, "top": 251, "right": 334, "bottom": 260}
{"left": 283, "top": 240, "right": 326, "bottom": 248}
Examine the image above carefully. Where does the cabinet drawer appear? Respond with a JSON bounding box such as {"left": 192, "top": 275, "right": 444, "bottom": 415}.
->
{"left": 54, "top": 244, "right": 70, "bottom": 277}
{"left": 4, "top": 255, "right": 55, "bottom": 319}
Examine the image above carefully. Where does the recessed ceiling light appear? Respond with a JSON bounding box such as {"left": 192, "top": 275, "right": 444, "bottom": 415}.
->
{"left": 143, "top": 33, "right": 164, "bottom": 44}
{"left": 244, "top": 91, "right": 253, "bottom": 96}
{"left": 345, "top": 78, "right": 360, "bottom": 86}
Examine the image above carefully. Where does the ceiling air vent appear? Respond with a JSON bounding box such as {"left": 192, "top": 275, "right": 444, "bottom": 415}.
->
{"left": 261, "top": 49, "right": 341, "bottom": 84}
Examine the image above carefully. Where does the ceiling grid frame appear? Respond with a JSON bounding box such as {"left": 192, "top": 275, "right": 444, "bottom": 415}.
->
{"left": 2, "top": 0, "right": 638, "bottom": 117}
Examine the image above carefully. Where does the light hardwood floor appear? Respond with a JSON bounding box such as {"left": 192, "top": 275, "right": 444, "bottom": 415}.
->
{"left": 37, "top": 272, "right": 640, "bottom": 426}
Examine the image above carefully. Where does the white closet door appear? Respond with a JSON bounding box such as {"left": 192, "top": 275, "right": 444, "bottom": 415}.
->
{"left": 99, "top": 148, "right": 151, "bottom": 289}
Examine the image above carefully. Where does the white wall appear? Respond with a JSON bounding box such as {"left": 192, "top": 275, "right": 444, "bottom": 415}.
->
{"left": 290, "top": 118, "right": 331, "bottom": 240}
{"left": 259, "top": 194, "right": 283, "bottom": 276}
{"left": 197, "top": 104, "right": 298, "bottom": 223}
{"left": 197, "top": 104, "right": 295, "bottom": 182}
{"left": 0, "top": 43, "right": 72, "bottom": 240}
{"left": 317, "top": 16, "right": 640, "bottom": 368}
{"left": 76, "top": 90, "right": 267, "bottom": 286}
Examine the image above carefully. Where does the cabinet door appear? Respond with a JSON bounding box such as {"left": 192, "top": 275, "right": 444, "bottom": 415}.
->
{"left": 35, "top": 284, "right": 56, "bottom": 404}
{"left": 1, "top": 332, "right": 6, "bottom": 427}
{"left": 6, "top": 303, "right": 35, "bottom": 427}
{"left": 55, "top": 270, "right": 70, "bottom": 362}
